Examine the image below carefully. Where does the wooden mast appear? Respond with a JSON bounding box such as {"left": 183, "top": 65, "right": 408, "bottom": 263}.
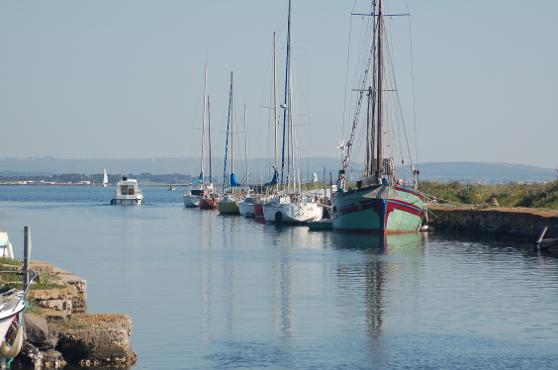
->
{"left": 375, "top": 0, "right": 384, "bottom": 180}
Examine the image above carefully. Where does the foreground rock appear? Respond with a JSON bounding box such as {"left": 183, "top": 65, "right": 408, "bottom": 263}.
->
{"left": 3, "top": 261, "right": 137, "bottom": 368}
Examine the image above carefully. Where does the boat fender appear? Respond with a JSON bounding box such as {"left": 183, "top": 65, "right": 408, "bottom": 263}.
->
{"left": 0, "top": 320, "right": 24, "bottom": 359}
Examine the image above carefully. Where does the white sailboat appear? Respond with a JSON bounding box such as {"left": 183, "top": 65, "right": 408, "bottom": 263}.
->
{"left": 102, "top": 169, "right": 109, "bottom": 188}
{"left": 184, "top": 65, "right": 212, "bottom": 208}
{"left": 263, "top": 0, "right": 322, "bottom": 224}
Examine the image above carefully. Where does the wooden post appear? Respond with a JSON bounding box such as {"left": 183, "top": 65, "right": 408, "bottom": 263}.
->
{"left": 23, "top": 226, "right": 31, "bottom": 291}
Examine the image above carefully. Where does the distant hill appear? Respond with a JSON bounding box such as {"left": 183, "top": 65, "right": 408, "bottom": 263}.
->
{"left": 0, "top": 157, "right": 555, "bottom": 183}
{"left": 414, "top": 162, "right": 557, "bottom": 183}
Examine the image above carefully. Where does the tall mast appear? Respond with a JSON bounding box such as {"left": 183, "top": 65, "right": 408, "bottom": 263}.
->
{"left": 243, "top": 103, "right": 248, "bottom": 184}
{"left": 201, "top": 64, "right": 207, "bottom": 178}
{"left": 280, "top": 0, "right": 292, "bottom": 186}
{"left": 231, "top": 72, "right": 235, "bottom": 174}
{"left": 207, "top": 95, "right": 212, "bottom": 183}
{"left": 375, "top": 0, "right": 384, "bottom": 179}
{"left": 365, "top": 86, "right": 371, "bottom": 176}
{"left": 222, "top": 71, "right": 234, "bottom": 191}
{"left": 273, "top": 32, "right": 279, "bottom": 171}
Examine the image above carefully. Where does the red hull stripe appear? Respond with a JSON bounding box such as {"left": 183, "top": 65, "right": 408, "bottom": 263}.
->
{"left": 336, "top": 198, "right": 423, "bottom": 218}
{"left": 386, "top": 199, "right": 424, "bottom": 217}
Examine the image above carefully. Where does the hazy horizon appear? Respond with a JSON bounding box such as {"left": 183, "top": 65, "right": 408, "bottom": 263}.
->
{"left": 1, "top": 0, "right": 556, "bottom": 168}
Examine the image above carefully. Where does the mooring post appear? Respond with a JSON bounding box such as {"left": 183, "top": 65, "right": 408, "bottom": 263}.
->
{"left": 23, "top": 225, "right": 32, "bottom": 291}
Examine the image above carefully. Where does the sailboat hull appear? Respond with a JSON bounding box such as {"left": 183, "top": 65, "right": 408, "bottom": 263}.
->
{"left": 183, "top": 195, "right": 201, "bottom": 208}
{"left": 263, "top": 200, "right": 323, "bottom": 224}
{"left": 218, "top": 199, "right": 240, "bottom": 215}
{"left": 238, "top": 198, "right": 256, "bottom": 218}
{"left": 332, "top": 185, "right": 425, "bottom": 233}
{"left": 199, "top": 197, "right": 218, "bottom": 209}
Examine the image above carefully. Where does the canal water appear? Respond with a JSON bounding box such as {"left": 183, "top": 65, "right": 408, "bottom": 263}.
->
{"left": 0, "top": 186, "right": 557, "bottom": 369}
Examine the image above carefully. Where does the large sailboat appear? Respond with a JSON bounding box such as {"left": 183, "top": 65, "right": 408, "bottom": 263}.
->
{"left": 332, "top": 0, "right": 426, "bottom": 233}
{"left": 263, "top": 0, "right": 323, "bottom": 224}
{"left": 218, "top": 71, "right": 241, "bottom": 215}
{"left": 184, "top": 65, "right": 213, "bottom": 208}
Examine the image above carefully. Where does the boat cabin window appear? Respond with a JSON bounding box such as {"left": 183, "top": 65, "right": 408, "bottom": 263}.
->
{"left": 191, "top": 189, "right": 204, "bottom": 196}
{"left": 120, "top": 185, "right": 135, "bottom": 195}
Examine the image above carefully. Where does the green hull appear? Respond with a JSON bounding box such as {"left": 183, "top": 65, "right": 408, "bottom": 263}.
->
{"left": 332, "top": 185, "right": 425, "bottom": 233}
{"left": 218, "top": 199, "right": 240, "bottom": 215}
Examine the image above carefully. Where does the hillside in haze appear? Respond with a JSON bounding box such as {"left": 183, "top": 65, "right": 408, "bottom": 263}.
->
{"left": 0, "top": 158, "right": 555, "bottom": 183}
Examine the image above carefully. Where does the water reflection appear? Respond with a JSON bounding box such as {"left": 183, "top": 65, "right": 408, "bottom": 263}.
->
{"left": 330, "top": 232, "right": 425, "bottom": 337}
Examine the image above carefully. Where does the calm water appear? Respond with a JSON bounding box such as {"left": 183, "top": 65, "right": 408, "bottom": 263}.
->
{"left": 1, "top": 186, "right": 558, "bottom": 369}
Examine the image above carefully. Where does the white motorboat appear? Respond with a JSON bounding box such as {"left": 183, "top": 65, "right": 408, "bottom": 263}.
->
{"left": 263, "top": 194, "right": 323, "bottom": 224}
{"left": 111, "top": 177, "right": 144, "bottom": 205}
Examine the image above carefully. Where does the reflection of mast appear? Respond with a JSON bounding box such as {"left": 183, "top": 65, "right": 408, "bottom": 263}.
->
{"left": 222, "top": 215, "right": 237, "bottom": 333}
{"left": 365, "top": 256, "right": 384, "bottom": 334}
{"left": 201, "top": 211, "right": 213, "bottom": 344}
{"left": 272, "top": 230, "right": 292, "bottom": 338}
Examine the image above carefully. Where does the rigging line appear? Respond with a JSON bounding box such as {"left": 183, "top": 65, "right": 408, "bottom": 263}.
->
{"left": 341, "top": 0, "right": 359, "bottom": 141}
{"left": 342, "top": 0, "right": 378, "bottom": 173}
{"left": 383, "top": 19, "right": 414, "bottom": 167}
{"left": 404, "top": 0, "right": 419, "bottom": 165}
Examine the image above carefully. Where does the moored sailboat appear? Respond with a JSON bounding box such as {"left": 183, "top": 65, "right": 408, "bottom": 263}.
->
{"left": 184, "top": 65, "right": 213, "bottom": 208}
{"left": 263, "top": 0, "right": 322, "bottom": 224}
{"left": 218, "top": 71, "right": 241, "bottom": 215}
{"left": 332, "top": 0, "right": 426, "bottom": 233}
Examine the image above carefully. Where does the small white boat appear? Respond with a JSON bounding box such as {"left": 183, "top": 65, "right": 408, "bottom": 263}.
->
{"left": 111, "top": 177, "right": 144, "bottom": 205}
{"left": 263, "top": 194, "right": 323, "bottom": 224}
{"left": 238, "top": 195, "right": 256, "bottom": 218}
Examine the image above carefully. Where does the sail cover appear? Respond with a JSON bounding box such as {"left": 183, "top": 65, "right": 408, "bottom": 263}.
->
{"left": 264, "top": 168, "right": 278, "bottom": 187}
{"left": 192, "top": 173, "right": 204, "bottom": 185}
{"left": 230, "top": 173, "right": 241, "bottom": 187}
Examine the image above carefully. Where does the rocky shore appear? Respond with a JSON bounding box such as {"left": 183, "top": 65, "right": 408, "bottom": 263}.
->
{"left": 426, "top": 204, "right": 558, "bottom": 240}
{"left": 0, "top": 261, "right": 136, "bottom": 369}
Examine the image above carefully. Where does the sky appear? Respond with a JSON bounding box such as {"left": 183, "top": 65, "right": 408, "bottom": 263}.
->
{"left": 0, "top": 0, "right": 556, "bottom": 168}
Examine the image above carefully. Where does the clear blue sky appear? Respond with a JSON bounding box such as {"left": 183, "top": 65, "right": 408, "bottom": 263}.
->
{"left": 0, "top": 0, "right": 556, "bottom": 168}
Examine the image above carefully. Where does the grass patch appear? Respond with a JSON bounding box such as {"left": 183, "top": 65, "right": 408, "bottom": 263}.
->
{"left": 0, "top": 257, "right": 21, "bottom": 267}
{"left": 419, "top": 180, "right": 558, "bottom": 209}
{"left": 0, "top": 271, "right": 64, "bottom": 290}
